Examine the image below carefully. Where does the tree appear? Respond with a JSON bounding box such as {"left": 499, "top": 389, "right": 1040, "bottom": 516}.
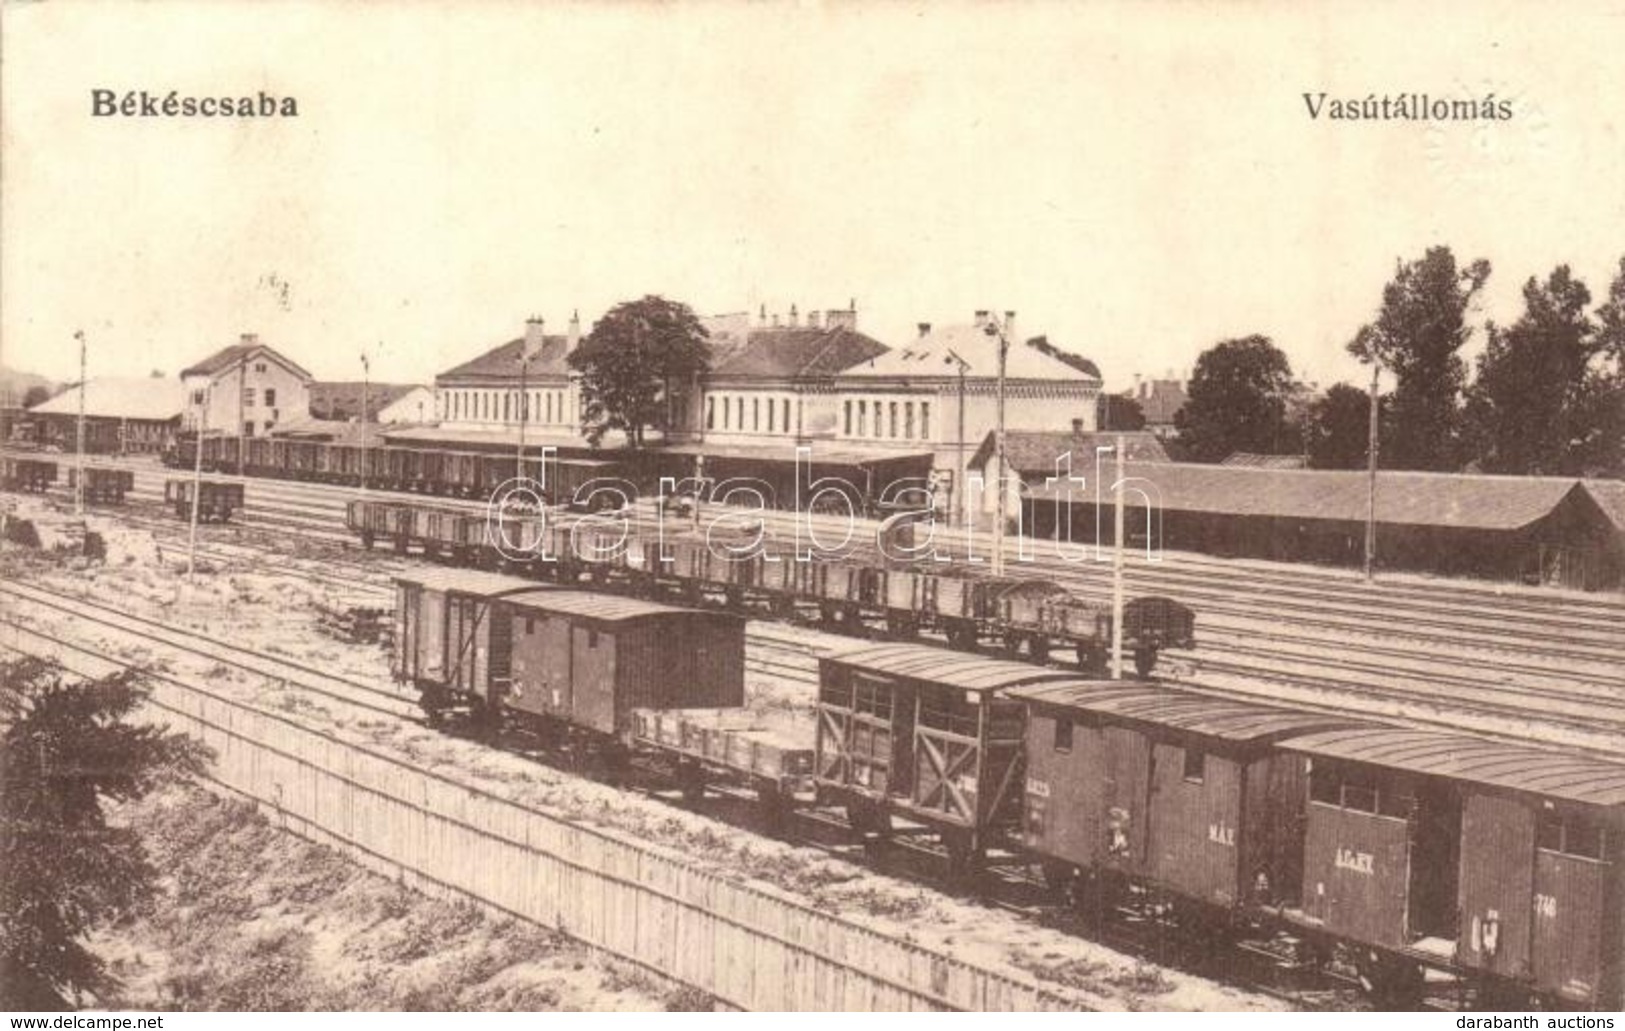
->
{"left": 1, "top": 659, "right": 210, "bottom": 1009}
{"left": 21, "top": 385, "right": 50, "bottom": 408}
{"left": 1463, "top": 265, "right": 1602, "bottom": 475}
{"left": 1305, "top": 382, "right": 1382, "bottom": 469}
{"left": 1173, "top": 335, "right": 1297, "bottom": 462}
{"left": 1097, "top": 394, "right": 1146, "bottom": 432}
{"left": 1583, "top": 258, "right": 1625, "bottom": 477}
{"left": 567, "top": 296, "right": 711, "bottom": 447}
{"left": 1348, "top": 246, "right": 1491, "bottom": 470}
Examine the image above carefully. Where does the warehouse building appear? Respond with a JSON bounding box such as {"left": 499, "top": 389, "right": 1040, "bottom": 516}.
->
{"left": 24, "top": 376, "right": 185, "bottom": 454}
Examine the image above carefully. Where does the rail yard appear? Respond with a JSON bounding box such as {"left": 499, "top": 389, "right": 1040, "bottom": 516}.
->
{"left": 3, "top": 451, "right": 1623, "bottom": 1012}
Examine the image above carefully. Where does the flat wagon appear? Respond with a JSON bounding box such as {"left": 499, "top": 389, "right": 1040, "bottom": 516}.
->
{"left": 1, "top": 455, "right": 59, "bottom": 493}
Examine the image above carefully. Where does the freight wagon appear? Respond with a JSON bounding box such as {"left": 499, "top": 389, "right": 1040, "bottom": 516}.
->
{"left": 66, "top": 466, "right": 135, "bottom": 505}
{"left": 1, "top": 455, "right": 58, "bottom": 493}
{"left": 164, "top": 477, "right": 243, "bottom": 522}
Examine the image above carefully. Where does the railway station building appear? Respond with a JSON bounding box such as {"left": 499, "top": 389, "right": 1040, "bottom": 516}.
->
{"left": 181, "top": 334, "right": 313, "bottom": 438}
{"left": 1023, "top": 463, "right": 1625, "bottom": 591}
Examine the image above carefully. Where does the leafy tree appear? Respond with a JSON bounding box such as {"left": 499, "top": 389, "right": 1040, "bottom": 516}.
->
{"left": 1173, "top": 335, "right": 1297, "bottom": 462}
{"left": 21, "top": 385, "right": 50, "bottom": 408}
{"left": 1463, "top": 265, "right": 1601, "bottom": 475}
{"left": 1097, "top": 394, "right": 1146, "bottom": 432}
{"left": 1305, "top": 382, "right": 1382, "bottom": 469}
{"left": 1, "top": 659, "right": 211, "bottom": 1009}
{"left": 1583, "top": 258, "right": 1625, "bottom": 477}
{"left": 567, "top": 296, "right": 711, "bottom": 447}
{"left": 1348, "top": 246, "right": 1491, "bottom": 470}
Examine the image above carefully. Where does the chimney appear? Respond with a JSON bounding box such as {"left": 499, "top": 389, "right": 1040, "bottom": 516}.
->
{"left": 759, "top": 304, "right": 767, "bottom": 326}
{"left": 789, "top": 304, "right": 799, "bottom": 328}
{"left": 917, "top": 322, "right": 932, "bottom": 338}
{"left": 807, "top": 310, "right": 821, "bottom": 329}
{"left": 1004, "top": 311, "right": 1016, "bottom": 342}
{"left": 240, "top": 332, "right": 259, "bottom": 345}
{"left": 973, "top": 310, "right": 990, "bottom": 328}
{"left": 524, "top": 315, "right": 546, "bottom": 356}
{"left": 566, "top": 309, "right": 581, "bottom": 353}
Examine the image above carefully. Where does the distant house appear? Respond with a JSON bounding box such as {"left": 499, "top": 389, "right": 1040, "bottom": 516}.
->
{"left": 24, "top": 376, "right": 186, "bottom": 454}
{"left": 968, "top": 429, "right": 1169, "bottom": 514}
{"left": 181, "top": 334, "right": 313, "bottom": 438}
{"left": 308, "top": 382, "right": 433, "bottom": 424}
{"left": 1126, "top": 375, "right": 1188, "bottom": 439}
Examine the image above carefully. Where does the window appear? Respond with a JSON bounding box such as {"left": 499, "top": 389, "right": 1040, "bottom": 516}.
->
{"left": 736, "top": 397, "right": 744, "bottom": 429}
{"left": 242, "top": 386, "right": 255, "bottom": 406}
{"left": 243, "top": 421, "right": 254, "bottom": 437}
{"left": 873, "top": 399, "right": 883, "bottom": 436}
{"left": 782, "top": 398, "right": 791, "bottom": 434}
{"left": 767, "top": 399, "right": 775, "bottom": 433}
{"left": 1052, "top": 718, "right": 1073, "bottom": 753}
{"left": 858, "top": 400, "right": 867, "bottom": 436}
{"left": 192, "top": 390, "right": 205, "bottom": 405}
{"left": 1539, "top": 811, "right": 1611, "bottom": 861}
{"left": 905, "top": 402, "right": 915, "bottom": 440}
{"left": 921, "top": 402, "right": 931, "bottom": 440}
{"left": 1183, "top": 749, "right": 1205, "bottom": 783}
{"left": 889, "top": 402, "right": 898, "bottom": 439}
{"left": 255, "top": 362, "right": 267, "bottom": 373}
{"left": 753, "top": 398, "right": 760, "bottom": 432}
{"left": 263, "top": 420, "right": 274, "bottom": 434}
{"left": 706, "top": 397, "right": 715, "bottom": 430}
{"left": 264, "top": 388, "right": 276, "bottom": 407}
{"left": 844, "top": 400, "right": 852, "bottom": 436}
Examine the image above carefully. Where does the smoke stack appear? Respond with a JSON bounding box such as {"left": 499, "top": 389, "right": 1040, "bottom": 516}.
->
{"left": 566, "top": 309, "right": 581, "bottom": 353}
{"left": 917, "top": 322, "right": 932, "bottom": 338}
{"left": 523, "top": 315, "right": 546, "bottom": 356}
{"left": 1004, "top": 311, "right": 1016, "bottom": 342}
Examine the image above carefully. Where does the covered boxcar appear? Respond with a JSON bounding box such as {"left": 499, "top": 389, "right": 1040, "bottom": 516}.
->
{"left": 164, "top": 477, "right": 244, "bottom": 522}
{"left": 1011, "top": 681, "right": 1362, "bottom": 918}
{"left": 393, "top": 568, "right": 745, "bottom": 738}
{"left": 1281, "top": 726, "right": 1625, "bottom": 1009}
{"left": 67, "top": 466, "right": 135, "bottom": 505}
{"left": 813, "top": 642, "right": 1075, "bottom": 876}
{"left": 2, "top": 455, "right": 59, "bottom": 493}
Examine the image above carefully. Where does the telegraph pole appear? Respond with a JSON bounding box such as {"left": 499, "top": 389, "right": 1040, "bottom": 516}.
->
{"left": 1363, "top": 363, "right": 1380, "bottom": 581}
{"left": 1111, "top": 434, "right": 1126, "bottom": 679}
{"left": 945, "top": 349, "right": 970, "bottom": 526}
{"left": 73, "top": 330, "right": 86, "bottom": 517}
{"left": 187, "top": 387, "right": 208, "bottom": 583}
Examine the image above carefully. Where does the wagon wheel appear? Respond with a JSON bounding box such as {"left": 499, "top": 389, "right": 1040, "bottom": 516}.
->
{"left": 1355, "top": 950, "right": 1425, "bottom": 1009}
{"left": 1029, "top": 636, "right": 1051, "bottom": 663}
{"left": 1001, "top": 632, "right": 1022, "bottom": 656}
{"left": 757, "top": 784, "right": 791, "bottom": 834}
{"left": 677, "top": 762, "right": 706, "bottom": 804}
{"left": 885, "top": 612, "right": 915, "bottom": 639}
{"left": 768, "top": 594, "right": 794, "bottom": 620}
{"left": 1133, "top": 646, "right": 1158, "bottom": 678}
{"left": 1076, "top": 643, "right": 1107, "bottom": 675}
{"left": 1038, "top": 859, "right": 1077, "bottom": 904}
{"left": 942, "top": 831, "right": 985, "bottom": 888}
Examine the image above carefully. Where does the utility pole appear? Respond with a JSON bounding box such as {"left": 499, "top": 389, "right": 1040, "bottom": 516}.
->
{"left": 1364, "top": 363, "right": 1380, "bottom": 581}
{"left": 360, "top": 349, "right": 372, "bottom": 495}
{"left": 187, "top": 386, "right": 208, "bottom": 584}
{"left": 73, "top": 330, "right": 86, "bottom": 517}
{"left": 1111, "top": 434, "right": 1126, "bottom": 679}
{"left": 990, "top": 313, "right": 1011, "bottom": 577}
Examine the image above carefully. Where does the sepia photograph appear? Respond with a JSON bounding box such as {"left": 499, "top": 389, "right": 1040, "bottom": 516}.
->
{"left": 1, "top": 0, "right": 1622, "bottom": 1017}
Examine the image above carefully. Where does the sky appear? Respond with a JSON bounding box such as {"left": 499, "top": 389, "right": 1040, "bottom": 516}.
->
{"left": 3, "top": 1, "right": 1622, "bottom": 393}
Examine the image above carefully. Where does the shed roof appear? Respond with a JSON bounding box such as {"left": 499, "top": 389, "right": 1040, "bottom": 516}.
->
{"left": 1583, "top": 478, "right": 1625, "bottom": 533}
{"left": 822, "top": 642, "right": 1076, "bottom": 693}
{"left": 1026, "top": 461, "right": 1591, "bottom": 532}
{"left": 28, "top": 377, "right": 186, "bottom": 421}
{"left": 309, "top": 381, "right": 423, "bottom": 420}
{"left": 1010, "top": 681, "right": 1367, "bottom": 743}
{"left": 1281, "top": 726, "right": 1625, "bottom": 807}
{"left": 969, "top": 430, "right": 1170, "bottom": 475}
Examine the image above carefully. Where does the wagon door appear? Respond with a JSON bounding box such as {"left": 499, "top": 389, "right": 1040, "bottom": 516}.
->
{"left": 1101, "top": 726, "right": 1151, "bottom": 874}
{"left": 1530, "top": 810, "right": 1612, "bottom": 1005}
{"left": 1456, "top": 793, "right": 1534, "bottom": 979}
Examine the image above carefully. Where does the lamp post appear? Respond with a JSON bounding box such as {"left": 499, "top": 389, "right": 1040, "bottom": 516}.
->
{"left": 944, "top": 349, "right": 970, "bottom": 527}
{"left": 73, "top": 330, "right": 86, "bottom": 517}
{"left": 186, "top": 386, "right": 208, "bottom": 584}
{"left": 986, "top": 314, "right": 1011, "bottom": 577}
{"left": 360, "top": 350, "right": 372, "bottom": 495}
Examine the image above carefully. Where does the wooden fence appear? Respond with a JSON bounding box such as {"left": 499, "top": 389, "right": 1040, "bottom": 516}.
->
{"left": 90, "top": 654, "right": 1079, "bottom": 1011}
